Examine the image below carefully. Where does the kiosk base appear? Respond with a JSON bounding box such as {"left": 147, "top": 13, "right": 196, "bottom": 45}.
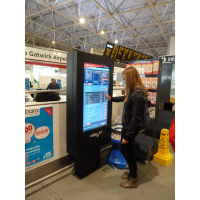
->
{"left": 108, "top": 140, "right": 128, "bottom": 169}
{"left": 108, "top": 149, "right": 128, "bottom": 169}
{"left": 75, "top": 149, "right": 100, "bottom": 179}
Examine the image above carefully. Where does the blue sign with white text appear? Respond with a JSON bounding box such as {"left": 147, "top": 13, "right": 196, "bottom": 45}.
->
{"left": 25, "top": 106, "right": 53, "bottom": 167}
{"left": 57, "top": 79, "right": 62, "bottom": 89}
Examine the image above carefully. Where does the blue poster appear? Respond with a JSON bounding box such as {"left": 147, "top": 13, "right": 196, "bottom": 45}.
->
{"left": 25, "top": 106, "right": 53, "bottom": 167}
{"left": 57, "top": 79, "right": 62, "bottom": 89}
{"left": 25, "top": 78, "right": 30, "bottom": 90}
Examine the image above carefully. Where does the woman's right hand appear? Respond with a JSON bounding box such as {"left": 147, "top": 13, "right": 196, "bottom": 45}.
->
{"left": 104, "top": 94, "right": 111, "bottom": 101}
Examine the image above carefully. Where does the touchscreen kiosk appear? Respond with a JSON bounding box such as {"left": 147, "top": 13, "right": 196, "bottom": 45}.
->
{"left": 83, "top": 63, "right": 110, "bottom": 132}
{"left": 67, "top": 51, "right": 114, "bottom": 178}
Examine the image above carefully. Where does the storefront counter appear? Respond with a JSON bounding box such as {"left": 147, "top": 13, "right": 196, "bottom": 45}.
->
{"left": 25, "top": 89, "right": 124, "bottom": 185}
{"left": 25, "top": 94, "right": 67, "bottom": 173}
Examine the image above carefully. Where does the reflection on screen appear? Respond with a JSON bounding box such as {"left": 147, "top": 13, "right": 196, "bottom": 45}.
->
{"left": 83, "top": 63, "right": 110, "bottom": 132}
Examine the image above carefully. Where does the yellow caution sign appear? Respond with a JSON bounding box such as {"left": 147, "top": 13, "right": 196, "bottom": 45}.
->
{"left": 153, "top": 129, "right": 173, "bottom": 166}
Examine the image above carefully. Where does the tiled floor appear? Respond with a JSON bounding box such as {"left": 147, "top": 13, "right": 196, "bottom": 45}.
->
{"left": 25, "top": 146, "right": 175, "bottom": 200}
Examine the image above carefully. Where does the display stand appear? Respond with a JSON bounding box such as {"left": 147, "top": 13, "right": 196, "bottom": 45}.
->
{"left": 126, "top": 59, "right": 162, "bottom": 139}
{"left": 67, "top": 51, "right": 114, "bottom": 178}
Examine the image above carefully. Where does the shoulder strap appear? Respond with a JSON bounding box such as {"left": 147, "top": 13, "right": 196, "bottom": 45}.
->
{"left": 132, "top": 90, "right": 142, "bottom": 96}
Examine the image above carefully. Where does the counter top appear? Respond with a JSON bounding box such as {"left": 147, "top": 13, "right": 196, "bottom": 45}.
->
{"left": 112, "top": 93, "right": 125, "bottom": 97}
{"left": 113, "top": 87, "right": 125, "bottom": 90}
{"left": 25, "top": 95, "right": 66, "bottom": 107}
{"left": 25, "top": 89, "right": 66, "bottom": 94}
{"left": 25, "top": 93, "right": 124, "bottom": 107}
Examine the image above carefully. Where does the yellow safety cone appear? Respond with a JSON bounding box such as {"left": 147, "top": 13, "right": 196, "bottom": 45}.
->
{"left": 153, "top": 129, "right": 173, "bottom": 166}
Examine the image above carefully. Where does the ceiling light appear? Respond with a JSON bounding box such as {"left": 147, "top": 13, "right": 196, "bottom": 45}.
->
{"left": 114, "top": 39, "right": 118, "bottom": 44}
{"left": 52, "top": 41, "right": 55, "bottom": 44}
{"left": 44, "top": 0, "right": 52, "bottom": 3}
{"left": 79, "top": 17, "right": 85, "bottom": 24}
{"left": 100, "top": 30, "right": 105, "bottom": 35}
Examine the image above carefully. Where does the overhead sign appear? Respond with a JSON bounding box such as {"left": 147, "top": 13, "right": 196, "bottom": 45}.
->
{"left": 103, "top": 42, "right": 153, "bottom": 63}
{"left": 25, "top": 46, "right": 67, "bottom": 64}
{"left": 158, "top": 55, "right": 175, "bottom": 63}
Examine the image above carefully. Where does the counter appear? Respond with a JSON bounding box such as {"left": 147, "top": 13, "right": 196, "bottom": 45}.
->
{"left": 25, "top": 89, "right": 124, "bottom": 174}
{"left": 25, "top": 94, "right": 67, "bottom": 173}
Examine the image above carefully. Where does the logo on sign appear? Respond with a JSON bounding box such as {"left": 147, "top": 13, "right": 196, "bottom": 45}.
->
{"left": 107, "top": 44, "right": 113, "bottom": 48}
{"left": 35, "top": 126, "right": 50, "bottom": 139}
{"left": 90, "top": 130, "right": 103, "bottom": 138}
{"left": 25, "top": 108, "right": 40, "bottom": 117}
{"left": 43, "top": 107, "right": 52, "bottom": 117}
{"left": 25, "top": 123, "right": 35, "bottom": 139}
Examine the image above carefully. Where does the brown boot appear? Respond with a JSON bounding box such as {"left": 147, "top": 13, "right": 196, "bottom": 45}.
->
{"left": 120, "top": 176, "right": 138, "bottom": 188}
{"left": 121, "top": 174, "right": 129, "bottom": 179}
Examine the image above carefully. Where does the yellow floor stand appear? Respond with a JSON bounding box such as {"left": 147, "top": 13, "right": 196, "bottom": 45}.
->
{"left": 153, "top": 129, "right": 173, "bottom": 166}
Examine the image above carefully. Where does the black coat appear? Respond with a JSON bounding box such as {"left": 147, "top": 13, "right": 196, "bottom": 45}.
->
{"left": 47, "top": 82, "right": 60, "bottom": 90}
{"left": 112, "top": 86, "right": 145, "bottom": 141}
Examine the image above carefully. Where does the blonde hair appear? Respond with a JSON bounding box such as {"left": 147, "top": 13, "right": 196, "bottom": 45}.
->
{"left": 122, "top": 67, "right": 147, "bottom": 102}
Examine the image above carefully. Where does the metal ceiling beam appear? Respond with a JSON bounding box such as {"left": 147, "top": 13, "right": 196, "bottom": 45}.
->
{"left": 84, "top": 1, "right": 175, "bottom": 23}
{"left": 25, "top": 32, "right": 84, "bottom": 52}
{"left": 50, "top": 19, "right": 174, "bottom": 42}
{"left": 129, "top": 40, "right": 167, "bottom": 46}
{"left": 91, "top": 0, "right": 153, "bottom": 54}
{"left": 26, "top": 4, "right": 36, "bottom": 15}
{"left": 33, "top": 0, "right": 122, "bottom": 51}
{"left": 25, "top": 0, "right": 76, "bottom": 18}
{"left": 26, "top": 1, "right": 175, "bottom": 31}
{"left": 73, "top": 31, "right": 173, "bottom": 47}
{"left": 25, "top": 18, "right": 102, "bottom": 52}
{"left": 112, "top": 0, "right": 126, "bottom": 14}
{"left": 147, "top": 0, "right": 168, "bottom": 43}
{"left": 34, "top": 10, "right": 174, "bottom": 37}
{"left": 137, "top": 46, "right": 167, "bottom": 50}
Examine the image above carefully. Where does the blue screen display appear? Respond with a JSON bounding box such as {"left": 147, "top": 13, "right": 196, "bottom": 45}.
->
{"left": 83, "top": 63, "right": 110, "bottom": 132}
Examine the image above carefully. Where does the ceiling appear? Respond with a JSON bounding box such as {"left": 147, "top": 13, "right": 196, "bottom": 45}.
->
{"left": 25, "top": 0, "right": 175, "bottom": 58}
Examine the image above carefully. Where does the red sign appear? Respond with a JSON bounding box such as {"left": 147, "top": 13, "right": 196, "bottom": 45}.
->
{"left": 84, "top": 63, "right": 108, "bottom": 68}
{"left": 43, "top": 107, "right": 53, "bottom": 117}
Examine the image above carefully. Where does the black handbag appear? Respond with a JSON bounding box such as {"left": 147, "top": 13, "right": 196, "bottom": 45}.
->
{"left": 35, "top": 92, "right": 61, "bottom": 102}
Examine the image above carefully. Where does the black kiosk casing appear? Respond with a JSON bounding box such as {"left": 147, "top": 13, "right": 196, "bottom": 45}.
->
{"left": 67, "top": 51, "right": 114, "bottom": 178}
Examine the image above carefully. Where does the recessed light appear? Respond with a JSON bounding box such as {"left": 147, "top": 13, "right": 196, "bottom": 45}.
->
{"left": 52, "top": 41, "right": 55, "bottom": 44}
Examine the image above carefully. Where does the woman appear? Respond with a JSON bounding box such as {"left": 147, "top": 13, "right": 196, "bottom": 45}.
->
{"left": 105, "top": 67, "right": 148, "bottom": 188}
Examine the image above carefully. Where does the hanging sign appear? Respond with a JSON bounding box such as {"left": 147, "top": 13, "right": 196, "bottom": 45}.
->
{"left": 158, "top": 55, "right": 175, "bottom": 63}
{"left": 25, "top": 46, "right": 67, "bottom": 64}
{"left": 103, "top": 42, "right": 153, "bottom": 63}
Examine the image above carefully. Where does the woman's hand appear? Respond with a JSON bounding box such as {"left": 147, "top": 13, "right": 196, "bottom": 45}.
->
{"left": 104, "top": 94, "right": 111, "bottom": 101}
{"left": 121, "top": 138, "right": 129, "bottom": 144}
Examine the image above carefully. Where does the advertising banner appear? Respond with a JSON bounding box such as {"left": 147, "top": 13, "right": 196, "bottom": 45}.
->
{"left": 25, "top": 106, "right": 53, "bottom": 167}
{"left": 25, "top": 78, "right": 30, "bottom": 90}
{"left": 57, "top": 79, "right": 62, "bottom": 89}
{"left": 170, "top": 64, "right": 175, "bottom": 103}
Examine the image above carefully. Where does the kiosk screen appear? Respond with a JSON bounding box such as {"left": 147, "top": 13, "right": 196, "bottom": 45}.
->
{"left": 83, "top": 63, "right": 110, "bottom": 132}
